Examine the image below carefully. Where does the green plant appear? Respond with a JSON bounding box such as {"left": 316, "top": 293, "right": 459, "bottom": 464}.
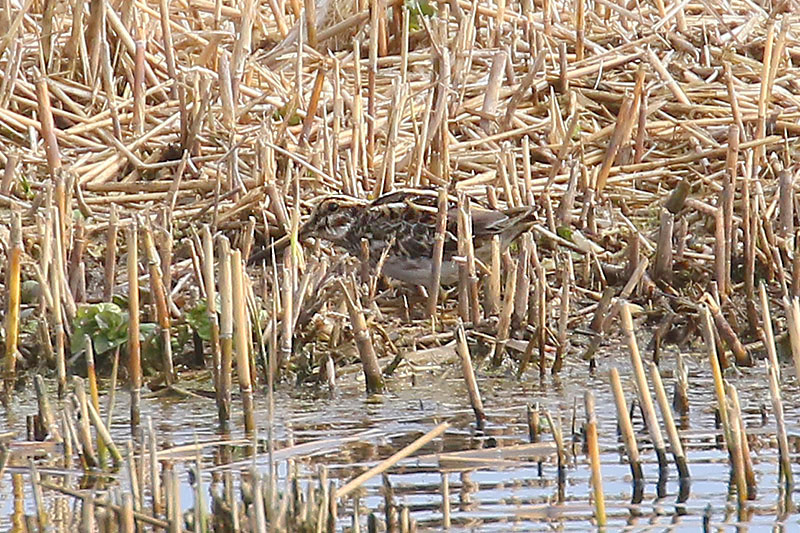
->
{"left": 72, "top": 303, "right": 156, "bottom": 355}
{"left": 185, "top": 299, "right": 213, "bottom": 342}
{"left": 405, "top": 0, "right": 435, "bottom": 31}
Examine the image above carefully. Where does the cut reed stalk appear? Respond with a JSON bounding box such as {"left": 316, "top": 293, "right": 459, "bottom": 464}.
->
{"left": 652, "top": 208, "right": 674, "bottom": 283}
{"left": 340, "top": 278, "right": 384, "bottom": 395}
{"left": 766, "top": 361, "right": 793, "bottom": 486}
{"left": 217, "top": 236, "right": 233, "bottom": 425}
{"left": 202, "top": 226, "right": 222, "bottom": 396}
{"left": 85, "top": 390, "right": 123, "bottom": 468}
{"left": 649, "top": 362, "right": 689, "bottom": 480}
{"left": 513, "top": 235, "right": 530, "bottom": 326}
{"left": 147, "top": 418, "right": 162, "bottom": 516}
{"left": 143, "top": 224, "right": 175, "bottom": 386}
{"left": 280, "top": 249, "right": 294, "bottom": 374}
{"left": 492, "top": 258, "right": 517, "bottom": 367}
{"left": 620, "top": 303, "right": 669, "bottom": 474}
{"left": 582, "top": 286, "right": 615, "bottom": 363}
{"left": 673, "top": 351, "right": 689, "bottom": 417}
{"left": 727, "top": 384, "right": 756, "bottom": 499}
{"left": 427, "top": 187, "right": 448, "bottom": 317}
{"left": 705, "top": 295, "right": 751, "bottom": 366}
{"left": 535, "top": 261, "right": 547, "bottom": 377}
{"left": 2, "top": 210, "right": 21, "bottom": 397}
{"left": 553, "top": 254, "right": 571, "bottom": 374}
{"left": 33, "top": 375, "right": 61, "bottom": 443}
{"left": 231, "top": 249, "right": 255, "bottom": 433}
{"left": 35, "top": 76, "right": 61, "bottom": 175}
{"left": 487, "top": 235, "right": 501, "bottom": 316}
{"left": 609, "top": 367, "right": 643, "bottom": 483}
{"left": 458, "top": 193, "right": 481, "bottom": 325}
{"left": 72, "top": 377, "right": 98, "bottom": 469}
{"left": 456, "top": 322, "right": 485, "bottom": 430}
{"left": 50, "top": 205, "right": 67, "bottom": 398}
{"left": 126, "top": 223, "right": 141, "bottom": 431}
{"left": 584, "top": 391, "right": 606, "bottom": 527}
{"left": 700, "top": 305, "right": 732, "bottom": 456}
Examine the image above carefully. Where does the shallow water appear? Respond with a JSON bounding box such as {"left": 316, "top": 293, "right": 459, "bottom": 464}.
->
{"left": 1, "top": 338, "right": 799, "bottom": 531}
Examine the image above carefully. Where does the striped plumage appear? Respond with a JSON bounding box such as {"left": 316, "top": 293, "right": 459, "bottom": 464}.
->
{"left": 298, "top": 189, "right": 536, "bottom": 286}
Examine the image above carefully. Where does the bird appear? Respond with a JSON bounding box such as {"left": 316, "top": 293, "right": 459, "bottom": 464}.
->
{"left": 292, "top": 188, "right": 537, "bottom": 287}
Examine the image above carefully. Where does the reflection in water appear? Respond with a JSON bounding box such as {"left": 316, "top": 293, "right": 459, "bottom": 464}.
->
{"left": 0, "top": 350, "right": 799, "bottom": 530}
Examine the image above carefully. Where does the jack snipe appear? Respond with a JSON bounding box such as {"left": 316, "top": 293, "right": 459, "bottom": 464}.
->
{"left": 292, "top": 189, "right": 537, "bottom": 286}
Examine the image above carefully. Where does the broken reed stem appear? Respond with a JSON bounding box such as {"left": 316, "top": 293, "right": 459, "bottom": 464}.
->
{"left": 143, "top": 225, "right": 175, "bottom": 386}
{"left": 367, "top": 0, "right": 378, "bottom": 174}
{"left": 458, "top": 193, "right": 481, "bottom": 325}
{"left": 231, "top": 249, "right": 255, "bottom": 434}
{"left": 83, "top": 336, "right": 107, "bottom": 466}
{"left": 202, "top": 226, "right": 222, "bottom": 400}
{"left": 1, "top": 152, "right": 18, "bottom": 195}
{"left": 427, "top": 187, "right": 448, "bottom": 317}
{"left": 553, "top": 255, "right": 571, "bottom": 374}
{"left": 456, "top": 321, "right": 485, "bottom": 430}
{"left": 336, "top": 421, "right": 450, "bottom": 500}
{"left": 132, "top": 29, "right": 146, "bottom": 136}
{"left": 786, "top": 298, "right": 800, "bottom": 383}
{"left": 766, "top": 361, "right": 793, "bottom": 486}
{"left": 759, "top": 283, "right": 781, "bottom": 382}
{"left": 652, "top": 208, "right": 673, "bottom": 283}
{"left": 609, "top": 367, "right": 643, "bottom": 483}
{"left": 758, "top": 281, "right": 793, "bottom": 486}
{"left": 33, "top": 375, "right": 61, "bottom": 442}
{"left": 280, "top": 252, "right": 294, "bottom": 373}
{"left": 595, "top": 93, "right": 635, "bottom": 193}
{"left": 714, "top": 208, "right": 727, "bottom": 297}
{"left": 3, "top": 210, "right": 21, "bottom": 397}
{"left": 126, "top": 223, "right": 141, "bottom": 432}
{"left": 584, "top": 391, "right": 605, "bottom": 528}
{"left": 339, "top": 278, "right": 384, "bottom": 395}
{"left": 582, "top": 287, "right": 615, "bottom": 363}
{"left": 620, "top": 303, "right": 669, "bottom": 474}
{"left": 727, "top": 384, "right": 756, "bottom": 499}
{"left": 217, "top": 236, "right": 233, "bottom": 426}
{"left": 51, "top": 205, "right": 67, "bottom": 398}
{"left": 493, "top": 259, "right": 518, "bottom": 366}
{"left": 73, "top": 377, "right": 99, "bottom": 468}
{"left": 673, "top": 351, "right": 689, "bottom": 417}
{"left": 513, "top": 236, "right": 530, "bottom": 327}
{"left": 778, "top": 170, "right": 793, "bottom": 238}
{"left": 649, "top": 362, "right": 690, "bottom": 480}
{"left": 700, "top": 305, "right": 732, "bottom": 456}
{"left": 724, "top": 125, "right": 738, "bottom": 292}
{"left": 536, "top": 261, "right": 547, "bottom": 377}
{"left": 726, "top": 389, "right": 748, "bottom": 508}
{"left": 35, "top": 76, "right": 61, "bottom": 175}
{"left": 705, "top": 295, "right": 751, "bottom": 366}
{"left": 85, "top": 387, "right": 123, "bottom": 468}
{"left": 543, "top": 408, "right": 567, "bottom": 501}
{"left": 487, "top": 236, "right": 501, "bottom": 316}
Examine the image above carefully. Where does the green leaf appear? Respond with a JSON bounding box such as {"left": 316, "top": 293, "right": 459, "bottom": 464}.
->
{"left": 556, "top": 226, "right": 573, "bottom": 240}
{"left": 140, "top": 323, "right": 158, "bottom": 341}
{"left": 186, "top": 300, "right": 213, "bottom": 342}
{"left": 71, "top": 303, "right": 131, "bottom": 355}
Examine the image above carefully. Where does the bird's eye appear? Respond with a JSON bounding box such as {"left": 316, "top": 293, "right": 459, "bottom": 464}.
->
{"left": 327, "top": 201, "right": 339, "bottom": 213}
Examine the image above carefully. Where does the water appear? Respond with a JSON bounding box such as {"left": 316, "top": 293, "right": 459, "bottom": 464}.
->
{"left": 1, "top": 339, "right": 799, "bottom": 531}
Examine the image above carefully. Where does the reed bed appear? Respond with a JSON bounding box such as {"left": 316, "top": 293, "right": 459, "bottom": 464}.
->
{"left": 1, "top": 0, "right": 800, "bottom": 529}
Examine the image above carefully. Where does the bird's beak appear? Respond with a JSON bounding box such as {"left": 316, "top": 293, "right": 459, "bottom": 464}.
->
{"left": 298, "top": 220, "right": 313, "bottom": 240}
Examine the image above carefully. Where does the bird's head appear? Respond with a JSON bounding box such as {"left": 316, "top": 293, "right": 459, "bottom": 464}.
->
{"left": 299, "top": 196, "right": 368, "bottom": 244}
